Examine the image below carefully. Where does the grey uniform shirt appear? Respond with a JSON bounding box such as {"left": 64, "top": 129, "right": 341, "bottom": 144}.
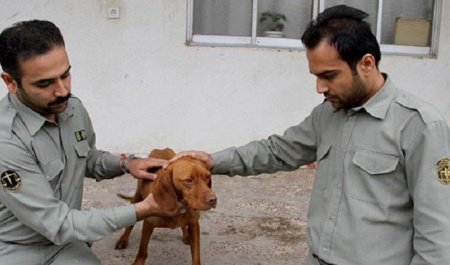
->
{"left": 0, "top": 93, "right": 136, "bottom": 245}
{"left": 211, "top": 75, "right": 450, "bottom": 265}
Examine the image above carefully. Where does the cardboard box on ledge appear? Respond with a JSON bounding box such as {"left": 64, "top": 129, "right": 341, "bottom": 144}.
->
{"left": 394, "top": 17, "right": 431, "bottom": 47}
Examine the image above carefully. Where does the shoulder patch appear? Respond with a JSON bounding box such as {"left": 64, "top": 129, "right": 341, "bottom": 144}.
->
{"left": 1, "top": 170, "right": 22, "bottom": 192}
{"left": 436, "top": 158, "right": 450, "bottom": 185}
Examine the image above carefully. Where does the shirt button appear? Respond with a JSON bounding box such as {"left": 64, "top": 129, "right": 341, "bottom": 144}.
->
{"left": 337, "top": 183, "right": 341, "bottom": 188}
{"left": 330, "top": 216, "right": 335, "bottom": 220}
{"left": 323, "top": 248, "right": 328, "bottom": 252}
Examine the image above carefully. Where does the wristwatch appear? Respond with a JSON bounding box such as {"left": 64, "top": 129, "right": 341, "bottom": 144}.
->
{"left": 120, "top": 154, "right": 137, "bottom": 173}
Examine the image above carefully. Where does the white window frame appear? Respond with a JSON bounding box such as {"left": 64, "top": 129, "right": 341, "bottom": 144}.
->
{"left": 186, "top": 0, "right": 442, "bottom": 57}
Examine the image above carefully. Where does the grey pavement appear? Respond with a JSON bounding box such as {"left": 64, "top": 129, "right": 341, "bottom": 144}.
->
{"left": 82, "top": 168, "right": 315, "bottom": 265}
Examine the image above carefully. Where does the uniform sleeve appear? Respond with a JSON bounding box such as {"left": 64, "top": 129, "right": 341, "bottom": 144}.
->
{"left": 0, "top": 138, "right": 136, "bottom": 245}
{"left": 406, "top": 120, "right": 450, "bottom": 264}
{"left": 211, "top": 112, "right": 319, "bottom": 176}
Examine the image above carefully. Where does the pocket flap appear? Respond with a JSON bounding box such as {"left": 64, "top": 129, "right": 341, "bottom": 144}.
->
{"left": 74, "top": 141, "right": 90, "bottom": 157}
{"left": 43, "top": 159, "right": 64, "bottom": 182}
{"left": 352, "top": 150, "right": 398, "bottom": 175}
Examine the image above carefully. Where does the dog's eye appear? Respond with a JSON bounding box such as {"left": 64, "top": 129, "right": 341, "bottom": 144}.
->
{"left": 204, "top": 175, "right": 211, "bottom": 183}
{"left": 184, "top": 178, "right": 194, "bottom": 185}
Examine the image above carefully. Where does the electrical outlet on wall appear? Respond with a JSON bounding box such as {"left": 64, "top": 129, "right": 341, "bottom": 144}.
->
{"left": 107, "top": 7, "right": 120, "bottom": 19}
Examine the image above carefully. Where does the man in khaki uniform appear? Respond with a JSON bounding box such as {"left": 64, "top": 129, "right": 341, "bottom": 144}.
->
{"left": 170, "top": 5, "right": 450, "bottom": 265}
{"left": 0, "top": 20, "right": 181, "bottom": 264}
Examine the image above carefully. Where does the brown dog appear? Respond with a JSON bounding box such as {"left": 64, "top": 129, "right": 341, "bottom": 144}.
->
{"left": 115, "top": 148, "right": 217, "bottom": 265}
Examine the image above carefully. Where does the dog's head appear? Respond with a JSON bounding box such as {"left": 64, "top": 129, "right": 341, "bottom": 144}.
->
{"left": 153, "top": 156, "right": 217, "bottom": 212}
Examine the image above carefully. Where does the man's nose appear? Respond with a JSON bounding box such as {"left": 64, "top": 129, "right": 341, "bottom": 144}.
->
{"left": 54, "top": 79, "right": 69, "bottom": 96}
{"left": 316, "top": 78, "right": 329, "bottom": 94}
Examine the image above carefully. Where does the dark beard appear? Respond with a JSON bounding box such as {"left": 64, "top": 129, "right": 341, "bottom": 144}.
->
{"left": 343, "top": 74, "right": 367, "bottom": 109}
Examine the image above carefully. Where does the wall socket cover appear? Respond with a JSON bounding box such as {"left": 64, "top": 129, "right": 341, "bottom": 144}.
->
{"left": 107, "top": 7, "right": 120, "bottom": 19}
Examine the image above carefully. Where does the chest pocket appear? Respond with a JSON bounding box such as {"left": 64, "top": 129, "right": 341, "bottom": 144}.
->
{"left": 350, "top": 150, "right": 399, "bottom": 205}
{"left": 71, "top": 141, "right": 90, "bottom": 190}
{"left": 41, "top": 158, "right": 65, "bottom": 190}
{"left": 31, "top": 139, "right": 65, "bottom": 189}
{"left": 74, "top": 140, "right": 90, "bottom": 158}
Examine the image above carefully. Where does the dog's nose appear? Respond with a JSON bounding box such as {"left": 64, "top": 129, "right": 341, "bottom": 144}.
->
{"left": 207, "top": 195, "right": 217, "bottom": 208}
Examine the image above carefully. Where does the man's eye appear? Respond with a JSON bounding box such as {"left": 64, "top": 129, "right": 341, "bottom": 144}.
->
{"left": 35, "top": 81, "right": 52, "bottom": 88}
{"left": 322, "top": 74, "right": 336, "bottom": 80}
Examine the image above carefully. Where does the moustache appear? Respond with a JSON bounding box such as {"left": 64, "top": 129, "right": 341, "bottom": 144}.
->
{"left": 49, "top": 93, "right": 72, "bottom": 106}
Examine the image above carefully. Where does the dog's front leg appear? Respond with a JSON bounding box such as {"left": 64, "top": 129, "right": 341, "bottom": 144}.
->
{"left": 115, "top": 225, "right": 135, "bottom": 249}
{"left": 181, "top": 225, "right": 190, "bottom": 244}
{"left": 188, "top": 222, "right": 201, "bottom": 265}
{"left": 132, "top": 219, "right": 154, "bottom": 265}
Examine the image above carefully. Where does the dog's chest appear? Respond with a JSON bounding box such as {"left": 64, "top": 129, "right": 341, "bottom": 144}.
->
{"left": 148, "top": 210, "right": 199, "bottom": 229}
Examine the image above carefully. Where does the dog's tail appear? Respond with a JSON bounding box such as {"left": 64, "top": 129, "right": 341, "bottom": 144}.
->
{"left": 116, "top": 193, "right": 134, "bottom": 202}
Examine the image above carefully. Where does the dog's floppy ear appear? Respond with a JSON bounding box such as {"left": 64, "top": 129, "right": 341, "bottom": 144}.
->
{"left": 152, "top": 168, "right": 179, "bottom": 212}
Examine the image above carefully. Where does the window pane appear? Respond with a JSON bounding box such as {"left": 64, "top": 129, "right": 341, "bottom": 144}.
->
{"left": 381, "top": 0, "right": 433, "bottom": 46}
{"left": 193, "top": 0, "right": 252, "bottom": 36}
{"left": 257, "top": 0, "right": 313, "bottom": 39}
{"left": 324, "top": 0, "right": 378, "bottom": 34}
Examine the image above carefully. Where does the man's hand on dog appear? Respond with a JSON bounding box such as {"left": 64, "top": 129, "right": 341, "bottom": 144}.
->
{"left": 164, "top": 150, "right": 214, "bottom": 170}
{"left": 134, "top": 193, "right": 186, "bottom": 221}
{"left": 127, "top": 158, "right": 167, "bottom": 181}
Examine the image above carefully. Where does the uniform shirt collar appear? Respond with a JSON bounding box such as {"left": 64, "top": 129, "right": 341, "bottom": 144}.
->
{"left": 352, "top": 73, "right": 396, "bottom": 120}
{"left": 9, "top": 93, "right": 74, "bottom": 136}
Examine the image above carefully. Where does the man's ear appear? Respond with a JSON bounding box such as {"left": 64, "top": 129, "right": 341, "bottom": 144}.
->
{"left": 1, "top": 72, "right": 19, "bottom": 94}
{"left": 358, "top": 54, "right": 376, "bottom": 75}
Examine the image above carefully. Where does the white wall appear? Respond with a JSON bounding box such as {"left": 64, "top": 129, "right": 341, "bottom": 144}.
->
{"left": 1, "top": 0, "right": 449, "bottom": 155}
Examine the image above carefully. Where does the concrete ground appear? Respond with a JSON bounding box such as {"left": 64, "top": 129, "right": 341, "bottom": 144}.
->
{"left": 82, "top": 168, "right": 315, "bottom": 265}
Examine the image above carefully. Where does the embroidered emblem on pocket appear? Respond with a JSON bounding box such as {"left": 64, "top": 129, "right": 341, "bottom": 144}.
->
{"left": 436, "top": 158, "right": 450, "bottom": 185}
{"left": 1, "top": 170, "right": 22, "bottom": 192}
{"left": 75, "top": 129, "right": 87, "bottom": 142}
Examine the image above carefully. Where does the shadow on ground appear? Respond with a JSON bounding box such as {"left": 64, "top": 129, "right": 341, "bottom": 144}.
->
{"left": 82, "top": 168, "right": 315, "bottom": 265}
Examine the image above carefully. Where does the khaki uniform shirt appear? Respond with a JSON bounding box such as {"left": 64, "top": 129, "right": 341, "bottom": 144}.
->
{"left": 0, "top": 94, "right": 136, "bottom": 245}
{"left": 211, "top": 75, "right": 450, "bottom": 265}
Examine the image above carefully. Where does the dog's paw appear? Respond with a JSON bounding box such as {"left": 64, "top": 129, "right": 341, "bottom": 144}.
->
{"left": 114, "top": 239, "right": 129, "bottom": 250}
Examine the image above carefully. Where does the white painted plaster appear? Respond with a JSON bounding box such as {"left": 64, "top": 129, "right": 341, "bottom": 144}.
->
{"left": 1, "top": 0, "right": 449, "bottom": 154}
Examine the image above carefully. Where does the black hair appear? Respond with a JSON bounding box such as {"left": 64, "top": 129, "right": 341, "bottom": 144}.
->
{"left": 0, "top": 20, "right": 65, "bottom": 82}
{"left": 301, "top": 5, "right": 381, "bottom": 71}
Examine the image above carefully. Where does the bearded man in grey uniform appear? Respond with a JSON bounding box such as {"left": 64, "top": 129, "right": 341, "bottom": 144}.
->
{"left": 0, "top": 20, "right": 183, "bottom": 264}
{"left": 169, "top": 5, "right": 450, "bottom": 265}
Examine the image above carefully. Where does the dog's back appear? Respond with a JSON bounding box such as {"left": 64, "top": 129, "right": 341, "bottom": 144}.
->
{"left": 149, "top": 148, "right": 176, "bottom": 160}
